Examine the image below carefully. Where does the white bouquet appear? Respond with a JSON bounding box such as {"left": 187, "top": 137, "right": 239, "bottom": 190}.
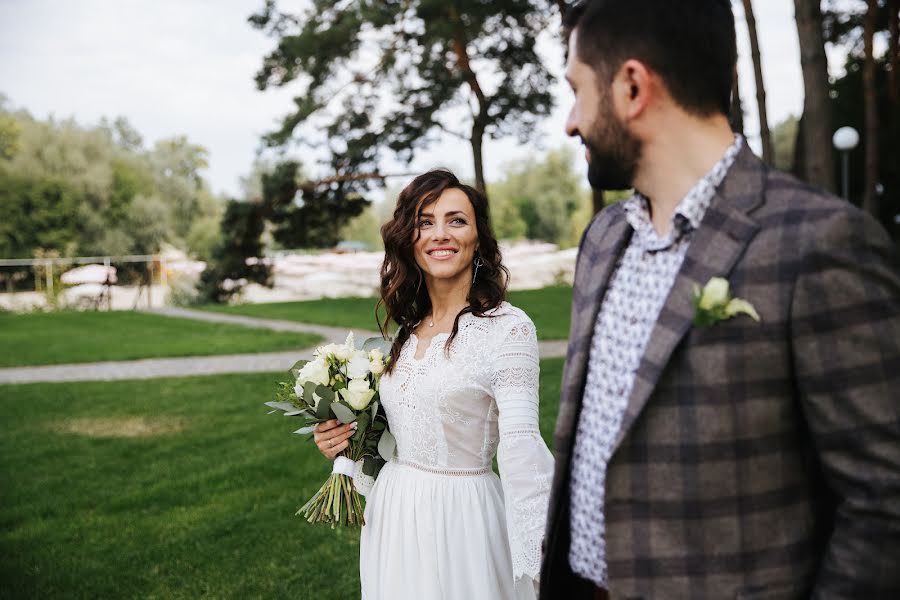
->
{"left": 266, "top": 333, "right": 395, "bottom": 527}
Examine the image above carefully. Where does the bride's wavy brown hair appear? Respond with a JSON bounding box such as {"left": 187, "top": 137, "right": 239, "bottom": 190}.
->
{"left": 377, "top": 169, "right": 508, "bottom": 373}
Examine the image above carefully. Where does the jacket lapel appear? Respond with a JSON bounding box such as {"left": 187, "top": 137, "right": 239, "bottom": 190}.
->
{"left": 612, "top": 143, "right": 767, "bottom": 451}
{"left": 555, "top": 206, "right": 632, "bottom": 459}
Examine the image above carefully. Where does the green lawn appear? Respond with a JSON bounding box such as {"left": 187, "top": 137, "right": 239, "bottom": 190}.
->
{"left": 0, "top": 311, "right": 323, "bottom": 368}
{"left": 0, "top": 359, "right": 564, "bottom": 599}
{"left": 199, "top": 285, "right": 573, "bottom": 340}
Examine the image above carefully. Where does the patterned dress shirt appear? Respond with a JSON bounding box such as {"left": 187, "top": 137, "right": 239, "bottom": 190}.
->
{"left": 568, "top": 135, "right": 744, "bottom": 586}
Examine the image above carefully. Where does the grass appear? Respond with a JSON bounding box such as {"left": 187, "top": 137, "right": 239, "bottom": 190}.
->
{"left": 0, "top": 311, "right": 323, "bottom": 368}
{"left": 198, "top": 285, "right": 574, "bottom": 341}
{"left": 0, "top": 359, "right": 564, "bottom": 599}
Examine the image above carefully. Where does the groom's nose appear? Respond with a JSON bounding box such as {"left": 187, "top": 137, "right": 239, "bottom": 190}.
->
{"left": 565, "top": 104, "right": 579, "bottom": 138}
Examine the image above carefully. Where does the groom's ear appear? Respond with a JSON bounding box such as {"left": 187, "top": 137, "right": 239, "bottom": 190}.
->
{"left": 613, "top": 59, "right": 654, "bottom": 122}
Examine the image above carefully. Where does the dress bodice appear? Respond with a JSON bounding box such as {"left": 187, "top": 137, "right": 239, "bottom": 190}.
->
{"left": 377, "top": 303, "right": 554, "bottom": 582}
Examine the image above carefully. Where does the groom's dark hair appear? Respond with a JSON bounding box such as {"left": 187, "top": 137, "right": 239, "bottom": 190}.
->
{"left": 563, "top": 0, "right": 736, "bottom": 117}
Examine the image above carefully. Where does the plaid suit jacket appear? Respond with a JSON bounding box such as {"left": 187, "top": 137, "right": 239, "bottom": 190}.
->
{"left": 539, "top": 144, "right": 900, "bottom": 600}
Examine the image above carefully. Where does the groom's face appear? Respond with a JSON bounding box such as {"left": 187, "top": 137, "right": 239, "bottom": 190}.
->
{"left": 564, "top": 30, "right": 641, "bottom": 191}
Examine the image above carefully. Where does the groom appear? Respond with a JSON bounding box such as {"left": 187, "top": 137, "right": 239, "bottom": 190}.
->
{"left": 540, "top": 1, "right": 900, "bottom": 598}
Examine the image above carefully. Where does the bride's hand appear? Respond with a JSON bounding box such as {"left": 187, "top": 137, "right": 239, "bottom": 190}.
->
{"left": 313, "top": 419, "right": 357, "bottom": 460}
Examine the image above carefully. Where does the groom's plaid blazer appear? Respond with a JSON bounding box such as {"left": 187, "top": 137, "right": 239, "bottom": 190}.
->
{"left": 539, "top": 144, "right": 900, "bottom": 599}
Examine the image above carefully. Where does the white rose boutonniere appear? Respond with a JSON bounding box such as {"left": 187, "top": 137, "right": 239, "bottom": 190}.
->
{"left": 692, "top": 277, "right": 760, "bottom": 327}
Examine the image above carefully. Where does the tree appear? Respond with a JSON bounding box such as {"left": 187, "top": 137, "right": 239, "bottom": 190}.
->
{"left": 730, "top": 66, "right": 745, "bottom": 135}
{"left": 771, "top": 115, "right": 800, "bottom": 172}
{"left": 198, "top": 199, "right": 270, "bottom": 304}
{"left": 863, "top": 0, "right": 880, "bottom": 216}
{"left": 490, "top": 147, "right": 588, "bottom": 247}
{"left": 250, "top": 0, "right": 557, "bottom": 194}
{"left": 822, "top": 1, "right": 899, "bottom": 233}
{"left": 0, "top": 101, "right": 224, "bottom": 259}
{"left": 0, "top": 175, "right": 81, "bottom": 258}
{"left": 794, "top": 0, "right": 836, "bottom": 192}
{"left": 891, "top": 0, "right": 900, "bottom": 106}
{"left": 741, "top": 0, "right": 773, "bottom": 163}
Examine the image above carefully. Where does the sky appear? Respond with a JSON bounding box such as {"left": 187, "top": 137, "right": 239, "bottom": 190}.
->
{"left": 0, "top": 0, "right": 854, "bottom": 200}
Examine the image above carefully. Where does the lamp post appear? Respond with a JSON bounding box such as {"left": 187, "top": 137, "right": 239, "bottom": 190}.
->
{"left": 832, "top": 126, "right": 860, "bottom": 200}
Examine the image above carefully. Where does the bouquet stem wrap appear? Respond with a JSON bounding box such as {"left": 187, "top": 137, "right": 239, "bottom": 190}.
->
{"left": 298, "top": 438, "right": 368, "bottom": 527}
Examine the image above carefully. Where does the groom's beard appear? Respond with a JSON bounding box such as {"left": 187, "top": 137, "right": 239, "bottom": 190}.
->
{"left": 584, "top": 108, "right": 642, "bottom": 191}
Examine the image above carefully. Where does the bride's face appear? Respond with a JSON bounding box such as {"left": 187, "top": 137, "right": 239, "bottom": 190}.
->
{"left": 412, "top": 188, "right": 479, "bottom": 287}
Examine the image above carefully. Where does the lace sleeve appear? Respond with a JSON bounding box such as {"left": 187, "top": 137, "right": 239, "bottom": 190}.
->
{"left": 491, "top": 315, "right": 554, "bottom": 586}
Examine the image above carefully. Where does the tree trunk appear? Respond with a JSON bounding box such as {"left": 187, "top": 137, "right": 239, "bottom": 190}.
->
{"left": 742, "top": 0, "right": 773, "bottom": 163}
{"left": 730, "top": 65, "right": 745, "bottom": 135}
{"left": 448, "top": 5, "right": 489, "bottom": 195}
{"left": 793, "top": 0, "right": 836, "bottom": 192}
{"left": 470, "top": 122, "right": 487, "bottom": 196}
{"left": 863, "top": 0, "right": 880, "bottom": 216}
{"left": 890, "top": 0, "right": 899, "bottom": 108}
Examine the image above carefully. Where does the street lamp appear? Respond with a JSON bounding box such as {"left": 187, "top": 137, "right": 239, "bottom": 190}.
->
{"left": 832, "top": 126, "right": 859, "bottom": 200}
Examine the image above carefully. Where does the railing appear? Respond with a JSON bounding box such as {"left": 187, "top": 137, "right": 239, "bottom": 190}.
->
{"left": 0, "top": 255, "right": 168, "bottom": 303}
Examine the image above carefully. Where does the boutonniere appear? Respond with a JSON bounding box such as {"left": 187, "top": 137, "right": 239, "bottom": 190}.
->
{"left": 692, "top": 277, "right": 760, "bottom": 327}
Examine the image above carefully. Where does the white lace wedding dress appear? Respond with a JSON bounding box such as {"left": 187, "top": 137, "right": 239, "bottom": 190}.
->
{"left": 357, "top": 303, "right": 554, "bottom": 600}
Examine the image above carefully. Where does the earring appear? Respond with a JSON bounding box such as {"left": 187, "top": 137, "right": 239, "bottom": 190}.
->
{"left": 472, "top": 257, "right": 484, "bottom": 284}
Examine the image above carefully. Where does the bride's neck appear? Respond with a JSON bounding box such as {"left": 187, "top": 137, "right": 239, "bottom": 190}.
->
{"left": 426, "top": 279, "right": 470, "bottom": 321}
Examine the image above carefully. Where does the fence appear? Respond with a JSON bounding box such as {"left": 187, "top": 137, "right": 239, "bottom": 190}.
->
{"left": 0, "top": 255, "right": 172, "bottom": 311}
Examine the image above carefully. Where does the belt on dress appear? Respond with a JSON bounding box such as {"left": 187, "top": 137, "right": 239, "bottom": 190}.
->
{"left": 393, "top": 458, "right": 491, "bottom": 477}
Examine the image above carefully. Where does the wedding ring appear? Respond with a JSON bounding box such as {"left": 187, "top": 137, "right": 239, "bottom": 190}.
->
{"left": 328, "top": 439, "right": 333, "bottom": 448}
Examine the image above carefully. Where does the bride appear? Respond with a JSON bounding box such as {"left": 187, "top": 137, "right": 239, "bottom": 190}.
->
{"left": 314, "top": 168, "right": 554, "bottom": 599}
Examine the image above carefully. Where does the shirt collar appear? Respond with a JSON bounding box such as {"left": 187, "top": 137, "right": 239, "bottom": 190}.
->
{"left": 623, "top": 134, "right": 744, "bottom": 251}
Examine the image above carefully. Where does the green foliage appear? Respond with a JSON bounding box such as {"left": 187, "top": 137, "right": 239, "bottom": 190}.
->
{"left": 250, "top": 0, "right": 558, "bottom": 190}
{"left": 0, "top": 310, "right": 323, "bottom": 367}
{"left": 0, "top": 113, "right": 21, "bottom": 159}
{"left": 771, "top": 115, "right": 799, "bottom": 173}
{"left": 0, "top": 101, "right": 224, "bottom": 259}
{"left": 264, "top": 160, "right": 369, "bottom": 250}
{"left": 0, "top": 174, "right": 81, "bottom": 258}
{"left": 338, "top": 201, "right": 386, "bottom": 250}
{"left": 490, "top": 147, "right": 590, "bottom": 247}
{"left": 198, "top": 199, "right": 271, "bottom": 303}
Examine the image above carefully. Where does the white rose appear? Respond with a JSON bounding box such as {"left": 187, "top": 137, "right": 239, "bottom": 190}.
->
{"left": 368, "top": 348, "right": 384, "bottom": 363}
{"left": 346, "top": 352, "right": 371, "bottom": 380}
{"left": 699, "top": 277, "right": 730, "bottom": 310}
{"left": 296, "top": 358, "right": 330, "bottom": 387}
{"left": 340, "top": 378, "right": 376, "bottom": 410}
{"left": 334, "top": 343, "right": 353, "bottom": 361}
{"left": 369, "top": 359, "right": 385, "bottom": 376}
{"left": 315, "top": 343, "right": 340, "bottom": 359}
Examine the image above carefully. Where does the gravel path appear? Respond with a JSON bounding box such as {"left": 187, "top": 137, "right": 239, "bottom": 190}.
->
{"left": 0, "top": 308, "right": 568, "bottom": 384}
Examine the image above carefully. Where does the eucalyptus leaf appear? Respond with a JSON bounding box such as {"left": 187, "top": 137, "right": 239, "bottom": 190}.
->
{"left": 362, "top": 336, "right": 392, "bottom": 356}
{"left": 353, "top": 412, "right": 370, "bottom": 441}
{"left": 293, "top": 425, "right": 316, "bottom": 435}
{"left": 264, "top": 401, "right": 297, "bottom": 413}
{"left": 362, "top": 456, "right": 375, "bottom": 477}
{"left": 315, "top": 386, "right": 335, "bottom": 403}
{"left": 370, "top": 400, "right": 379, "bottom": 422}
{"left": 331, "top": 402, "right": 356, "bottom": 424}
{"left": 315, "top": 397, "right": 331, "bottom": 420}
{"left": 377, "top": 429, "right": 396, "bottom": 461}
{"left": 283, "top": 410, "right": 306, "bottom": 417}
{"left": 303, "top": 380, "right": 318, "bottom": 401}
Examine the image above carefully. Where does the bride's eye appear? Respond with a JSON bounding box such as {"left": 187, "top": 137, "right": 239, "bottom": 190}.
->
{"left": 418, "top": 219, "right": 432, "bottom": 228}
